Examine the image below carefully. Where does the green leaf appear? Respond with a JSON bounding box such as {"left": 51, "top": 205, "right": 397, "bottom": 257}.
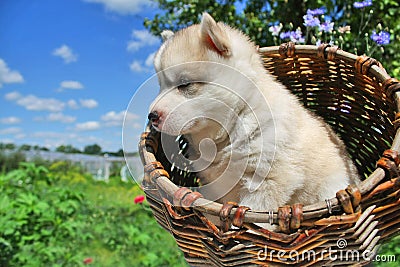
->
{"left": 0, "top": 237, "right": 12, "bottom": 249}
{"left": 142, "top": 252, "right": 159, "bottom": 267}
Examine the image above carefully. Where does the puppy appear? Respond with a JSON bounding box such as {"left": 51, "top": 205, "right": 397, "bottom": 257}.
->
{"left": 148, "top": 13, "right": 360, "bottom": 217}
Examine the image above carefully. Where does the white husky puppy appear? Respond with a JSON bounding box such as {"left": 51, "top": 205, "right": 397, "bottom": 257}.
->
{"left": 148, "top": 13, "right": 359, "bottom": 214}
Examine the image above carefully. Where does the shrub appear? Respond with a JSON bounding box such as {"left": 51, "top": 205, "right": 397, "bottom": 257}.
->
{"left": 0, "top": 162, "right": 187, "bottom": 266}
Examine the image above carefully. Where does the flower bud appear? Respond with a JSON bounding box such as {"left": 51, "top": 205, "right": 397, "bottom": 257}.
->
{"left": 311, "top": 36, "right": 317, "bottom": 44}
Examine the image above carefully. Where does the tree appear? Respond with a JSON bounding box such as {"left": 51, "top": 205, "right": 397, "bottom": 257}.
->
{"left": 83, "top": 144, "right": 102, "bottom": 155}
{"left": 56, "top": 145, "right": 81, "bottom": 154}
{"left": 0, "top": 143, "right": 16, "bottom": 150}
{"left": 0, "top": 150, "right": 26, "bottom": 172}
{"left": 19, "top": 144, "right": 32, "bottom": 151}
{"left": 115, "top": 149, "right": 124, "bottom": 157}
{"left": 32, "top": 145, "right": 49, "bottom": 151}
{"left": 105, "top": 149, "right": 124, "bottom": 157}
{"left": 144, "top": 0, "right": 400, "bottom": 78}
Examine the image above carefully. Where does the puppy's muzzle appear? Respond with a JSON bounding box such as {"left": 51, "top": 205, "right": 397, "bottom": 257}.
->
{"left": 148, "top": 111, "right": 159, "bottom": 125}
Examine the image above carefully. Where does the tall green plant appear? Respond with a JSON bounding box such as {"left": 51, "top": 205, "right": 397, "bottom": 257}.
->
{"left": 0, "top": 151, "right": 26, "bottom": 173}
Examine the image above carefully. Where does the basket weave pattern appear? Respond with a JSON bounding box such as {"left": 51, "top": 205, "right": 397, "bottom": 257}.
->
{"left": 138, "top": 43, "right": 400, "bottom": 266}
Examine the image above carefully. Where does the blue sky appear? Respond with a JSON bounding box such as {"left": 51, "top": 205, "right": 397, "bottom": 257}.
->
{"left": 0, "top": 0, "right": 161, "bottom": 152}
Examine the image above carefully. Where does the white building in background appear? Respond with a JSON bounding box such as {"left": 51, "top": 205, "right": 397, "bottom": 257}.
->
{"left": 21, "top": 150, "right": 143, "bottom": 182}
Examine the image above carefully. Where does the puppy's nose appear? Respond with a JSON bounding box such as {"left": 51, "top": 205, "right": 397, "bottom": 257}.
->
{"left": 148, "top": 111, "right": 159, "bottom": 122}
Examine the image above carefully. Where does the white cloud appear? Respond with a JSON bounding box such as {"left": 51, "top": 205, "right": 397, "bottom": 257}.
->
{"left": 5, "top": 91, "right": 98, "bottom": 112}
{"left": 16, "top": 94, "right": 65, "bottom": 112}
{"left": 0, "top": 116, "right": 21, "bottom": 124}
{"left": 129, "top": 60, "right": 146, "bottom": 72}
{"left": 31, "top": 131, "right": 78, "bottom": 148}
{"left": 101, "top": 110, "right": 139, "bottom": 127}
{"left": 84, "top": 0, "right": 152, "bottom": 15}
{"left": 59, "top": 80, "right": 84, "bottom": 91}
{"left": 0, "top": 59, "right": 24, "bottom": 88}
{"left": 67, "top": 99, "right": 79, "bottom": 109}
{"left": 129, "top": 52, "right": 156, "bottom": 73}
{"left": 47, "top": 113, "right": 76, "bottom": 123}
{"left": 4, "top": 91, "right": 22, "bottom": 101}
{"left": 127, "top": 30, "right": 159, "bottom": 52}
{"left": 125, "top": 112, "right": 140, "bottom": 122}
{"left": 15, "top": 133, "right": 26, "bottom": 139}
{"left": 36, "top": 112, "right": 76, "bottom": 123}
{"left": 101, "top": 110, "right": 124, "bottom": 122}
{"left": 1, "top": 132, "right": 26, "bottom": 140}
{"left": 133, "top": 122, "right": 143, "bottom": 129}
{"left": 0, "top": 127, "right": 22, "bottom": 135}
{"left": 33, "top": 131, "right": 76, "bottom": 139}
{"left": 75, "top": 121, "right": 101, "bottom": 131}
{"left": 80, "top": 98, "right": 98, "bottom": 109}
{"left": 52, "top": 45, "right": 78, "bottom": 64}
{"left": 75, "top": 135, "right": 103, "bottom": 145}
{"left": 5, "top": 91, "right": 65, "bottom": 112}
{"left": 145, "top": 52, "right": 155, "bottom": 67}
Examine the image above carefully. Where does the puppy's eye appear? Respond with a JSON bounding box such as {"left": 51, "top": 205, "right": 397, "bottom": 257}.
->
{"left": 177, "top": 82, "right": 191, "bottom": 90}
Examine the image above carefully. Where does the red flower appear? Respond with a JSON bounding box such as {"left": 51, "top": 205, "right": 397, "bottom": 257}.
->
{"left": 83, "top": 258, "right": 93, "bottom": 264}
{"left": 134, "top": 195, "right": 145, "bottom": 204}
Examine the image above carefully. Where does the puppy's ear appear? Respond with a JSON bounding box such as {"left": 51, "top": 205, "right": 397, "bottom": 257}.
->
{"left": 200, "top": 13, "right": 231, "bottom": 57}
{"left": 161, "top": 30, "right": 174, "bottom": 42}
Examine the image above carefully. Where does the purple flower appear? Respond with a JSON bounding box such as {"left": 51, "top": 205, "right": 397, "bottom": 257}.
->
{"left": 280, "top": 31, "right": 292, "bottom": 40}
{"left": 280, "top": 30, "right": 305, "bottom": 43}
{"left": 291, "top": 29, "right": 305, "bottom": 43}
{"left": 303, "top": 14, "right": 320, "bottom": 27}
{"left": 269, "top": 25, "right": 282, "bottom": 36}
{"left": 307, "top": 7, "right": 326, "bottom": 16}
{"left": 371, "top": 30, "right": 390, "bottom": 45}
{"left": 319, "top": 21, "right": 334, "bottom": 32}
{"left": 315, "top": 40, "right": 334, "bottom": 46}
{"left": 353, "top": 0, "right": 372, "bottom": 9}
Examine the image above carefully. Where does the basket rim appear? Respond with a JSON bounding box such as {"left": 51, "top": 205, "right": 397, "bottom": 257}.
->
{"left": 139, "top": 43, "right": 400, "bottom": 227}
{"left": 259, "top": 44, "right": 392, "bottom": 84}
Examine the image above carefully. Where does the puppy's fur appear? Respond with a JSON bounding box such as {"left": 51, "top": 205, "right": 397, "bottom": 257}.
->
{"left": 149, "top": 13, "right": 360, "bottom": 214}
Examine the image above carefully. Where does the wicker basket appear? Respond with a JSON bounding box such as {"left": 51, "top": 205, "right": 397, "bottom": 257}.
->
{"left": 138, "top": 43, "right": 400, "bottom": 266}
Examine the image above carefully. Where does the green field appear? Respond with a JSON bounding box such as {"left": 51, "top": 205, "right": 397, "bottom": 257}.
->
{"left": 1, "top": 158, "right": 398, "bottom": 266}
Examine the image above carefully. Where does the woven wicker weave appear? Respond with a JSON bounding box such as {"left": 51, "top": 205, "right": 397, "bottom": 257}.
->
{"left": 138, "top": 43, "right": 400, "bottom": 266}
